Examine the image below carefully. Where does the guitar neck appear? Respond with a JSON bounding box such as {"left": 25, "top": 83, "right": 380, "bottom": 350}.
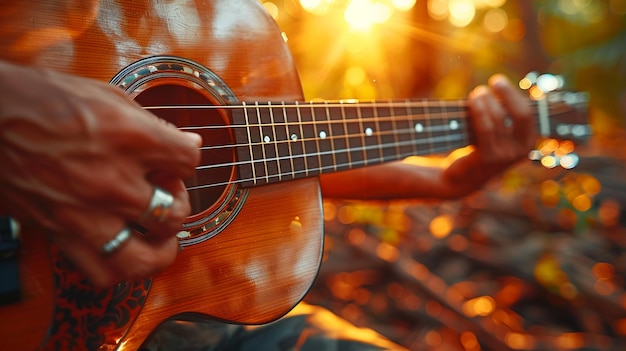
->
{"left": 229, "top": 95, "right": 589, "bottom": 188}
{"left": 231, "top": 99, "right": 469, "bottom": 187}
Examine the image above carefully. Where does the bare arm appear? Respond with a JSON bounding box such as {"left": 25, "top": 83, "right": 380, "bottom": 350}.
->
{"left": 320, "top": 75, "right": 536, "bottom": 200}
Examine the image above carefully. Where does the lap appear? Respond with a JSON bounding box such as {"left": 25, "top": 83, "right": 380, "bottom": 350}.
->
{"left": 140, "top": 302, "right": 407, "bottom": 351}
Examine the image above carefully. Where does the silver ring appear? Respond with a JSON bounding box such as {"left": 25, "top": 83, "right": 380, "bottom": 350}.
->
{"left": 504, "top": 117, "right": 513, "bottom": 129}
{"left": 141, "top": 187, "right": 174, "bottom": 223}
{"left": 102, "top": 227, "right": 132, "bottom": 254}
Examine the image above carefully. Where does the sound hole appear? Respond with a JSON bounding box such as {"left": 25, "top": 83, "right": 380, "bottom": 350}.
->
{"left": 134, "top": 84, "right": 235, "bottom": 217}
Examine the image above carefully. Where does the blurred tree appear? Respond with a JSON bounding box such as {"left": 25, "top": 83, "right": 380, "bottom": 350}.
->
{"left": 271, "top": 0, "right": 625, "bottom": 133}
{"left": 533, "top": 0, "right": 626, "bottom": 133}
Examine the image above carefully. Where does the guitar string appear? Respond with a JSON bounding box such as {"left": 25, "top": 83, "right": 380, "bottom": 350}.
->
{"left": 166, "top": 109, "right": 570, "bottom": 191}
{"left": 143, "top": 99, "right": 560, "bottom": 136}
{"left": 186, "top": 123, "right": 470, "bottom": 191}
{"left": 188, "top": 107, "right": 472, "bottom": 190}
{"left": 144, "top": 99, "right": 470, "bottom": 110}
{"left": 194, "top": 111, "right": 470, "bottom": 152}
{"left": 184, "top": 111, "right": 573, "bottom": 191}
{"left": 142, "top": 98, "right": 558, "bottom": 115}
{"left": 186, "top": 142, "right": 464, "bottom": 191}
{"left": 142, "top": 103, "right": 562, "bottom": 154}
{"left": 147, "top": 109, "right": 470, "bottom": 132}
{"left": 194, "top": 127, "right": 469, "bottom": 173}
{"left": 138, "top": 103, "right": 575, "bottom": 191}
{"left": 145, "top": 103, "right": 471, "bottom": 153}
{"left": 155, "top": 105, "right": 471, "bottom": 165}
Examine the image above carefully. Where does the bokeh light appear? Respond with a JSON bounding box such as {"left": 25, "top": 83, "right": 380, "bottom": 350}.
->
{"left": 449, "top": 0, "right": 477, "bottom": 27}
{"left": 429, "top": 214, "right": 454, "bottom": 238}
{"left": 344, "top": 0, "right": 392, "bottom": 31}
{"left": 428, "top": 0, "right": 450, "bottom": 20}
{"left": 392, "top": 0, "right": 417, "bottom": 11}
{"left": 262, "top": 1, "right": 280, "bottom": 19}
{"left": 483, "top": 8, "right": 508, "bottom": 32}
{"left": 462, "top": 296, "right": 496, "bottom": 317}
{"left": 300, "top": 0, "right": 333, "bottom": 15}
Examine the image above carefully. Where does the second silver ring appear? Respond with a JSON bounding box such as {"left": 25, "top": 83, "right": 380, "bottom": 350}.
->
{"left": 141, "top": 186, "right": 174, "bottom": 223}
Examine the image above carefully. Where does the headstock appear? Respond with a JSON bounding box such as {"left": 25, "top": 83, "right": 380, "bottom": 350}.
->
{"left": 539, "top": 90, "right": 591, "bottom": 144}
{"left": 519, "top": 72, "right": 592, "bottom": 169}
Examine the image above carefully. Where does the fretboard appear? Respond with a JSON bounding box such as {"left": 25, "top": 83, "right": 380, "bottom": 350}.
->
{"left": 230, "top": 100, "right": 471, "bottom": 187}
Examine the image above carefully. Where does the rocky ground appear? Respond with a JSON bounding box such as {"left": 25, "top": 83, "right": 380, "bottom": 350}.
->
{"left": 306, "top": 135, "right": 626, "bottom": 351}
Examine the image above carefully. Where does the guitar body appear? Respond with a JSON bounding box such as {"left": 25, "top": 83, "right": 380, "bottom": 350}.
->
{"left": 0, "top": 1, "right": 324, "bottom": 350}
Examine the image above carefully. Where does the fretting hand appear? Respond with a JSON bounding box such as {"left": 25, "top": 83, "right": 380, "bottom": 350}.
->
{"left": 438, "top": 74, "right": 536, "bottom": 196}
{"left": 320, "top": 74, "right": 536, "bottom": 200}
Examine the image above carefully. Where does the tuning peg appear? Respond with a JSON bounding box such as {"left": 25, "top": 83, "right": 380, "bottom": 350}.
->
{"left": 519, "top": 72, "right": 592, "bottom": 145}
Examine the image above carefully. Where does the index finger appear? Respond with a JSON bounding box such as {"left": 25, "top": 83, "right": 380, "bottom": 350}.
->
{"left": 123, "top": 101, "right": 203, "bottom": 179}
{"left": 144, "top": 116, "right": 203, "bottom": 178}
{"left": 98, "top": 86, "right": 203, "bottom": 180}
{"left": 488, "top": 75, "right": 536, "bottom": 146}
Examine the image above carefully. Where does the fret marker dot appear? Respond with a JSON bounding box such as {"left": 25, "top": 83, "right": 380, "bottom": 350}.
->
{"left": 449, "top": 120, "right": 459, "bottom": 130}
{"left": 291, "top": 134, "right": 298, "bottom": 141}
{"left": 264, "top": 135, "right": 271, "bottom": 143}
{"left": 319, "top": 131, "right": 327, "bottom": 139}
{"left": 415, "top": 123, "right": 424, "bottom": 132}
{"left": 365, "top": 127, "right": 373, "bottom": 136}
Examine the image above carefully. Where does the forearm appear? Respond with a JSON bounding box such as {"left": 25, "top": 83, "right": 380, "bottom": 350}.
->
{"left": 319, "top": 162, "right": 449, "bottom": 201}
{"left": 320, "top": 75, "right": 534, "bottom": 202}
{"left": 319, "top": 146, "right": 522, "bottom": 201}
{"left": 319, "top": 154, "right": 476, "bottom": 201}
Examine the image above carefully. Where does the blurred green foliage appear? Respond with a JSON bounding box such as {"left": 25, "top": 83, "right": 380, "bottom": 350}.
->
{"left": 535, "top": 0, "right": 626, "bottom": 129}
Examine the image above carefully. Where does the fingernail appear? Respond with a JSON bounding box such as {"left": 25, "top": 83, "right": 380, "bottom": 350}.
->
{"left": 471, "top": 86, "right": 488, "bottom": 110}
{"left": 490, "top": 74, "right": 510, "bottom": 89}
{"left": 185, "top": 132, "right": 202, "bottom": 146}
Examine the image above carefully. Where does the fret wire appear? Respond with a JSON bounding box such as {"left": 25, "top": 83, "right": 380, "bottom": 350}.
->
{"left": 423, "top": 99, "right": 434, "bottom": 155}
{"left": 327, "top": 101, "right": 348, "bottom": 172}
{"left": 282, "top": 102, "right": 297, "bottom": 180}
{"left": 356, "top": 103, "right": 368, "bottom": 166}
{"left": 267, "top": 101, "right": 282, "bottom": 182}
{"left": 444, "top": 100, "right": 465, "bottom": 149}
{"left": 441, "top": 99, "right": 450, "bottom": 152}
{"left": 343, "top": 103, "right": 363, "bottom": 166}
{"left": 274, "top": 102, "right": 294, "bottom": 180}
{"left": 380, "top": 100, "right": 396, "bottom": 160}
{"left": 362, "top": 101, "right": 380, "bottom": 165}
{"left": 339, "top": 101, "right": 353, "bottom": 169}
{"left": 295, "top": 101, "right": 310, "bottom": 177}
{"left": 324, "top": 101, "right": 339, "bottom": 172}
{"left": 301, "top": 101, "right": 320, "bottom": 176}
{"left": 403, "top": 99, "right": 417, "bottom": 156}
{"left": 255, "top": 102, "right": 270, "bottom": 184}
{"left": 310, "top": 101, "right": 323, "bottom": 174}
{"left": 241, "top": 101, "right": 257, "bottom": 186}
{"left": 389, "top": 98, "right": 400, "bottom": 158}
{"left": 372, "top": 100, "right": 384, "bottom": 163}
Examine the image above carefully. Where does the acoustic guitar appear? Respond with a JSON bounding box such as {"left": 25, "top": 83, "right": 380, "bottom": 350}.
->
{"left": 0, "top": 1, "right": 589, "bottom": 350}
